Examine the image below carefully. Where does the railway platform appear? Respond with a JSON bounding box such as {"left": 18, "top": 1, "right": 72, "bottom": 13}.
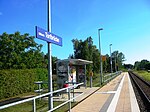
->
{"left": 71, "top": 72, "right": 140, "bottom": 112}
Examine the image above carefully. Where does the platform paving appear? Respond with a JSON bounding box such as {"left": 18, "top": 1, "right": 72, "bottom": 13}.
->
{"left": 115, "top": 73, "right": 131, "bottom": 112}
{"left": 53, "top": 87, "right": 99, "bottom": 102}
{"left": 71, "top": 72, "right": 140, "bottom": 112}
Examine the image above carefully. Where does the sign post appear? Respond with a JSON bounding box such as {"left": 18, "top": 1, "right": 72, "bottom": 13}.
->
{"left": 36, "top": 26, "right": 62, "bottom": 109}
{"left": 47, "top": 0, "right": 53, "bottom": 110}
{"left": 36, "top": 0, "right": 62, "bottom": 110}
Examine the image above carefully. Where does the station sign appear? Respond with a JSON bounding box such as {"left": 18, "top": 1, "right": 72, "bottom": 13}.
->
{"left": 36, "top": 26, "right": 62, "bottom": 46}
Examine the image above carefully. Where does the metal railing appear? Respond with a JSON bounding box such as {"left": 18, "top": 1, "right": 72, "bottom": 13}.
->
{"left": 0, "top": 83, "right": 84, "bottom": 112}
{"left": 104, "top": 71, "right": 121, "bottom": 83}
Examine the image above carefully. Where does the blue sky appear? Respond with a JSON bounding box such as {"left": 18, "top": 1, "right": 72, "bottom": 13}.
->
{"left": 0, "top": 0, "right": 150, "bottom": 64}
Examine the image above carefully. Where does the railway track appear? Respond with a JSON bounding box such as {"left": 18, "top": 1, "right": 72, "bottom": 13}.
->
{"left": 128, "top": 71, "right": 150, "bottom": 111}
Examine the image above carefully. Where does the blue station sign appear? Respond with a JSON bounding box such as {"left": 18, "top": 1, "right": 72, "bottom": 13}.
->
{"left": 36, "top": 26, "right": 62, "bottom": 46}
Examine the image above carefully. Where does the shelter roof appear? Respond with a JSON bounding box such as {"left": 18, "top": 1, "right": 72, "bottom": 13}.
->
{"left": 57, "top": 59, "right": 93, "bottom": 65}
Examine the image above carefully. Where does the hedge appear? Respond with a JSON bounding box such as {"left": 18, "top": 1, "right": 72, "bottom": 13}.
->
{"left": 0, "top": 68, "right": 48, "bottom": 100}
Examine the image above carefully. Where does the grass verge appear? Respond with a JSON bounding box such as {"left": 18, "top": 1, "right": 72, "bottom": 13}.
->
{"left": 133, "top": 70, "right": 150, "bottom": 82}
{"left": 0, "top": 99, "right": 77, "bottom": 112}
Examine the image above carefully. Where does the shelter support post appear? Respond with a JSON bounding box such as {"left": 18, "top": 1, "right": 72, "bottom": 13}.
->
{"left": 90, "top": 76, "right": 92, "bottom": 88}
{"left": 84, "top": 65, "right": 87, "bottom": 88}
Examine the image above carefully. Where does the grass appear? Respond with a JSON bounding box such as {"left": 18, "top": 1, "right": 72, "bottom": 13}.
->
{"left": 0, "top": 92, "right": 36, "bottom": 103}
{"left": 87, "top": 72, "right": 116, "bottom": 87}
{"left": 1, "top": 101, "right": 34, "bottom": 112}
{"left": 133, "top": 70, "right": 150, "bottom": 82}
{"left": 87, "top": 73, "right": 100, "bottom": 87}
{"left": 0, "top": 99, "right": 77, "bottom": 112}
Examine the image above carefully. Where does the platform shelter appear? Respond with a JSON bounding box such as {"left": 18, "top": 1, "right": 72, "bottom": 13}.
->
{"left": 56, "top": 59, "right": 93, "bottom": 89}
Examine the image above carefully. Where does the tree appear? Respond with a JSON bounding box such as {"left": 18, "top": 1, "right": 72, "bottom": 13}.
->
{"left": 111, "top": 51, "right": 125, "bottom": 71}
{"left": 92, "top": 45, "right": 100, "bottom": 73}
{"left": 134, "top": 61, "right": 140, "bottom": 70}
{"left": 72, "top": 37, "right": 100, "bottom": 73}
{"left": 72, "top": 37, "right": 126, "bottom": 73}
{"left": 103, "top": 54, "right": 110, "bottom": 72}
{"left": 140, "top": 60, "right": 149, "bottom": 70}
{"left": 124, "top": 64, "right": 134, "bottom": 69}
{"left": 145, "top": 62, "right": 150, "bottom": 70}
{"left": 0, "top": 32, "right": 46, "bottom": 69}
{"left": 45, "top": 54, "right": 58, "bottom": 74}
{"left": 134, "top": 59, "right": 150, "bottom": 70}
{"left": 72, "top": 39, "right": 82, "bottom": 59}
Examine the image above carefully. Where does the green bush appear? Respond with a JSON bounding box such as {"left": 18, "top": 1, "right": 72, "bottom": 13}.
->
{"left": 0, "top": 68, "right": 48, "bottom": 100}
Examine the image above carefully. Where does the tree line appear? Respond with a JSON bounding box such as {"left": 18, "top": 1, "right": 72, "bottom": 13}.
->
{"left": 123, "top": 60, "right": 150, "bottom": 70}
{"left": 71, "top": 37, "right": 125, "bottom": 74}
{"left": 134, "top": 59, "right": 150, "bottom": 70}
{"left": 0, "top": 32, "right": 125, "bottom": 74}
{"left": 0, "top": 32, "right": 58, "bottom": 73}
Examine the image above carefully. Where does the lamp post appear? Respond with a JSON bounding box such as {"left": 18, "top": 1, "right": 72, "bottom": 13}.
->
{"left": 98, "top": 28, "right": 103, "bottom": 85}
{"left": 109, "top": 44, "right": 113, "bottom": 73}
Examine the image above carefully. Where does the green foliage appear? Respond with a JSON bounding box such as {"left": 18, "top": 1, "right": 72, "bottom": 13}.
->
{"left": 134, "top": 59, "right": 150, "bottom": 70}
{"left": 0, "top": 32, "right": 47, "bottom": 69}
{"left": 145, "top": 63, "right": 150, "bottom": 70}
{"left": 134, "top": 70, "right": 150, "bottom": 82}
{"left": 72, "top": 37, "right": 125, "bottom": 73}
{"left": 123, "top": 64, "right": 134, "bottom": 69}
{"left": 45, "top": 54, "right": 58, "bottom": 75}
{"left": 104, "top": 54, "right": 110, "bottom": 72}
{"left": 0, "top": 31, "right": 58, "bottom": 99}
{"left": 0, "top": 68, "right": 48, "bottom": 100}
{"left": 72, "top": 37, "right": 100, "bottom": 73}
{"left": 111, "top": 51, "right": 125, "bottom": 71}
{"left": 92, "top": 46, "right": 100, "bottom": 73}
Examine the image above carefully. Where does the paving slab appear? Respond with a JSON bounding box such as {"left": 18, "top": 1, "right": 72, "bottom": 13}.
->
{"left": 71, "top": 73, "right": 123, "bottom": 112}
{"left": 71, "top": 72, "right": 140, "bottom": 112}
{"left": 53, "top": 87, "right": 99, "bottom": 102}
{"left": 115, "top": 72, "right": 131, "bottom": 112}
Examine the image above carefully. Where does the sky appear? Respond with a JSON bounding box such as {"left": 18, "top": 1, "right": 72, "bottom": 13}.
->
{"left": 0, "top": 0, "right": 150, "bottom": 64}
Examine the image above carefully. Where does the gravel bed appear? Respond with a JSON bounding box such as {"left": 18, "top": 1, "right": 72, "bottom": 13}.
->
{"left": 129, "top": 72, "right": 150, "bottom": 112}
{"left": 132, "top": 73, "right": 150, "bottom": 100}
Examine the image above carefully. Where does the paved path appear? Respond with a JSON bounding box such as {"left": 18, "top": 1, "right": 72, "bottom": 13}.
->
{"left": 53, "top": 87, "right": 99, "bottom": 102}
{"left": 71, "top": 72, "right": 140, "bottom": 112}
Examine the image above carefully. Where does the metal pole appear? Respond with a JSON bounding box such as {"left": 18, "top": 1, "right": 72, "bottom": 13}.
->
{"left": 68, "top": 88, "right": 71, "bottom": 112}
{"left": 84, "top": 65, "right": 87, "bottom": 88}
{"left": 109, "top": 44, "right": 112, "bottom": 73}
{"left": 98, "top": 28, "right": 103, "bottom": 85}
{"left": 90, "top": 76, "right": 92, "bottom": 88}
{"left": 48, "top": 0, "right": 53, "bottom": 110}
{"left": 115, "top": 56, "right": 117, "bottom": 72}
{"left": 73, "top": 85, "right": 75, "bottom": 102}
{"left": 32, "top": 99, "right": 36, "bottom": 112}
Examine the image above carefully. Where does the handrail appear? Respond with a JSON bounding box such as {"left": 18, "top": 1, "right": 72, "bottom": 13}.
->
{"left": 48, "top": 92, "right": 84, "bottom": 112}
{"left": 104, "top": 73, "right": 112, "bottom": 78}
{"left": 0, "top": 82, "right": 84, "bottom": 112}
{"left": 104, "top": 71, "right": 121, "bottom": 83}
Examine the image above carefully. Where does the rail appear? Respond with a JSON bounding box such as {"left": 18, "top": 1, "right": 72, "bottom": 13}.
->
{"left": 0, "top": 82, "right": 84, "bottom": 112}
{"left": 104, "top": 71, "right": 121, "bottom": 83}
{"left": 128, "top": 71, "right": 150, "bottom": 110}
